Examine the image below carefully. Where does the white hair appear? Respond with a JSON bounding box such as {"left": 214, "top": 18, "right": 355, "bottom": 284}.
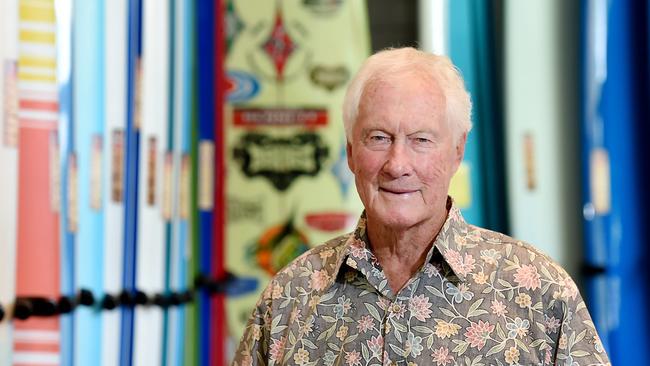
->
{"left": 342, "top": 47, "right": 472, "bottom": 142}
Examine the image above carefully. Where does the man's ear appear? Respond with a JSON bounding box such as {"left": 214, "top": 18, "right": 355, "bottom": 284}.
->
{"left": 346, "top": 142, "right": 355, "bottom": 172}
{"left": 454, "top": 132, "right": 467, "bottom": 168}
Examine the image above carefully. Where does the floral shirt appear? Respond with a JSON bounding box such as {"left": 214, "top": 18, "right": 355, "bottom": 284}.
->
{"left": 233, "top": 202, "right": 610, "bottom": 366}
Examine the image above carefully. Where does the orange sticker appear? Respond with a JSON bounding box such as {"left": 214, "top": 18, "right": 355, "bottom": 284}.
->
{"left": 90, "top": 135, "right": 103, "bottom": 210}
{"left": 134, "top": 58, "right": 143, "bottom": 130}
{"left": 590, "top": 148, "right": 611, "bottom": 215}
{"left": 198, "top": 141, "right": 214, "bottom": 210}
{"left": 147, "top": 137, "right": 157, "bottom": 206}
{"left": 111, "top": 129, "right": 124, "bottom": 202}
{"left": 3, "top": 61, "right": 18, "bottom": 148}
{"left": 179, "top": 154, "right": 190, "bottom": 219}
{"left": 68, "top": 153, "right": 78, "bottom": 232}
{"left": 161, "top": 152, "right": 173, "bottom": 220}
{"left": 523, "top": 133, "right": 536, "bottom": 191}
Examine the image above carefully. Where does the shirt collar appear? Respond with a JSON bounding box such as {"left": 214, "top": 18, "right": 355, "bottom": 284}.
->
{"left": 336, "top": 197, "right": 474, "bottom": 285}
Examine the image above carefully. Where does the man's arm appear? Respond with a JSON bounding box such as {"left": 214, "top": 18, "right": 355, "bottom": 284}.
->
{"left": 553, "top": 277, "right": 610, "bottom": 366}
{"left": 232, "top": 285, "right": 273, "bottom": 366}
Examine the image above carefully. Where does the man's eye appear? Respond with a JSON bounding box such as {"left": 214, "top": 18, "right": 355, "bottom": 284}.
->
{"left": 369, "top": 135, "right": 389, "bottom": 142}
{"left": 413, "top": 137, "right": 432, "bottom": 144}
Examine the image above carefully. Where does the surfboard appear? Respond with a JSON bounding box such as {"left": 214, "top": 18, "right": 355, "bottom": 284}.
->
{"left": 212, "top": 1, "right": 227, "bottom": 365}
{"left": 103, "top": 0, "right": 128, "bottom": 365}
{"left": 120, "top": 0, "right": 143, "bottom": 363}
{"left": 55, "top": 0, "right": 74, "bottom": 364}
{"left": 165, "top": 0, "right": 193, "bottom": 364}
{"left": 419, "top": 0, "right": 508, "bottom": 231}
{"left": 503, "top": 0, "right": 582, "bottom": 275}
{"left": 196, "top": 0, "right": 216, "bottom": 364}
{"left": 72, "top": 0, "right": 105, "bottom": 364}
{"left": 223, "top": 1, "right": 370, "bottom": 361}
{"left": 0, "top": 0, "right": 18, "bottom": 362}
{"left": 184, "top": 1, "right": 200, "bottom": 362}
{"left": 580, "top": 0, "right": 649, "bottom": 363}
{"left": 13, "top": 1, "right": 62, "bottom": 365}
{"left": 132, "top": 0, "right": 170, "bottom": 363}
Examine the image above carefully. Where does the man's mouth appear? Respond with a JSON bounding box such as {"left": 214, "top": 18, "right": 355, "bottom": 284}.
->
{"left": 379, "top": 187, "right": 418, "bottom": 195}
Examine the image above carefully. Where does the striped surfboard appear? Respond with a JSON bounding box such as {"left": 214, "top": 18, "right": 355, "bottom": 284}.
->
{"left": 0, "top": 0, "right": 18, "bottom": 362}
{"left": 72, "top": 0, "right": 106, "bottom": 364}
{"left": 13, "top": 1, "right": 62, "bottom": 365}
{"left": 132, "top": 0, "right": 170, "bottom": 363}
{"left": 103, "top": 0, "right": 128, "bottom": 364}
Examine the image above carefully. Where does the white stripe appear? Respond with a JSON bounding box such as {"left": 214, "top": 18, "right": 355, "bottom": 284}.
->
{"left": 19, "top": 110, "right": 58, "bottom": 120}
{"left": 18, "top": 80, "right": 58, "bottom": 94}
{"left": 13, "top": 330, "right": 59, "bottom": 343}
{"left": 13, "top": 351, "right": 60, "bottom": 365}
{"left": 19, "top": 21, "right": 56, "bottom": 33}
{"left": 18, "top": 66, "right": 56, "bottom": 76}
{"left": 19, "top": 43, "right": 56, "bottom": 58}
{"left": 17, "top": 91, "right": 58, "bottom": 102}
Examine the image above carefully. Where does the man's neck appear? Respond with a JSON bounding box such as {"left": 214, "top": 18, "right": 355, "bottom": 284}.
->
{"left": 365, "top": 209, "right": 448, "bottom": 294}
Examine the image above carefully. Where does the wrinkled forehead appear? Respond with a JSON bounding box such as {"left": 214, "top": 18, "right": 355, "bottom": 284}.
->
{"left": 359, "top": 70, "right": 447, "bottom": 116}
{"left": 362, "top": 69, "right": 445, "bottom": 102}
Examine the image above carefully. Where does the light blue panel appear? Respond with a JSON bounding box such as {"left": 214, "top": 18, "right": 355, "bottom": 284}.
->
{"left": 73, "top": 0, "right": 104, "bottom": 364}
{"left": 448, "top": 0, "right": 484, "bottom": 226}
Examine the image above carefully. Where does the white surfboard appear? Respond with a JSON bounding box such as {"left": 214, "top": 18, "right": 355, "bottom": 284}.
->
{"left": 132, "top": 0, "right": 170, "bottom": 363}
{"left": 0, "top": 0, "right": 18, "bottom": 362}
{"left": 103, "top": 0, "right": 128, "bottom": 365}
{"left": 504, "top": 0, "right": 582, "bottom": 275}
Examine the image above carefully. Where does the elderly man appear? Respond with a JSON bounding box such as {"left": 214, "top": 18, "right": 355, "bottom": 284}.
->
{"left": 233, "top": 48, "right": 610, "bottom": 365}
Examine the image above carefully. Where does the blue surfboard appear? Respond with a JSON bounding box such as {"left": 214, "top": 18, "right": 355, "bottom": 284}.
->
{"left": 196, "top": 0, "right": 216, "bottom": 364}
{"left": 120, "top": 0, "right": 143, "bottom": 364}
{"left": 580, "top": 0, "right": 650, "bottom": 363}
{"left": 72, "top": 0, "right": 106, "bottom": 364}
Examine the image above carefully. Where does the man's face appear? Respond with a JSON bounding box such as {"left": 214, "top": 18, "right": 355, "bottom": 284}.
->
{"left": 347, "top": 73, "right": 466, "bottom": 230}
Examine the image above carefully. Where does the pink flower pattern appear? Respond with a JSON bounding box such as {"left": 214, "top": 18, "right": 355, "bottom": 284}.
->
{"left": 514, "top": 264, "right": 542, "bottom": 290}
{"left": 464, "top": 320, "right": 495, "bottom": 350}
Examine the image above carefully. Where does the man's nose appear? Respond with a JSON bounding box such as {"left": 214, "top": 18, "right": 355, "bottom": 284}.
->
{"left": 382, "top": 141, "right": 413, "bottom": 178}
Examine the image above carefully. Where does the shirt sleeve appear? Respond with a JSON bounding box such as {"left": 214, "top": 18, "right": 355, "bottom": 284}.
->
{"left": 553, "top": 276, "right": 611, "bottom": 366}
{"left": 232, "top": 283, "right": 274, "bottom": 366}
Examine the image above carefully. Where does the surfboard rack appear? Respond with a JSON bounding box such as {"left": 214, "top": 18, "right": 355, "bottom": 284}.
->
{"left": 2, "top": 271, "right": 257, "bottom": 322}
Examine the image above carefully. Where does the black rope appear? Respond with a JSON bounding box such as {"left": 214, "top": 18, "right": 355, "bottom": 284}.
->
{"left": 2, "top": 272, "right": 238, "bottom": 322}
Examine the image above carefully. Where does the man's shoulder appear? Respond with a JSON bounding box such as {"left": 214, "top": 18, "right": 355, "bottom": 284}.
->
{"left": 465, "top": 225, "right": 575, "bottom": 289}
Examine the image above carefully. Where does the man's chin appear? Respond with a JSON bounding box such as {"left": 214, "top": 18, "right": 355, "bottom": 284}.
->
{"left": 367, "top": 210, "right": 424, "bottom": 230}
